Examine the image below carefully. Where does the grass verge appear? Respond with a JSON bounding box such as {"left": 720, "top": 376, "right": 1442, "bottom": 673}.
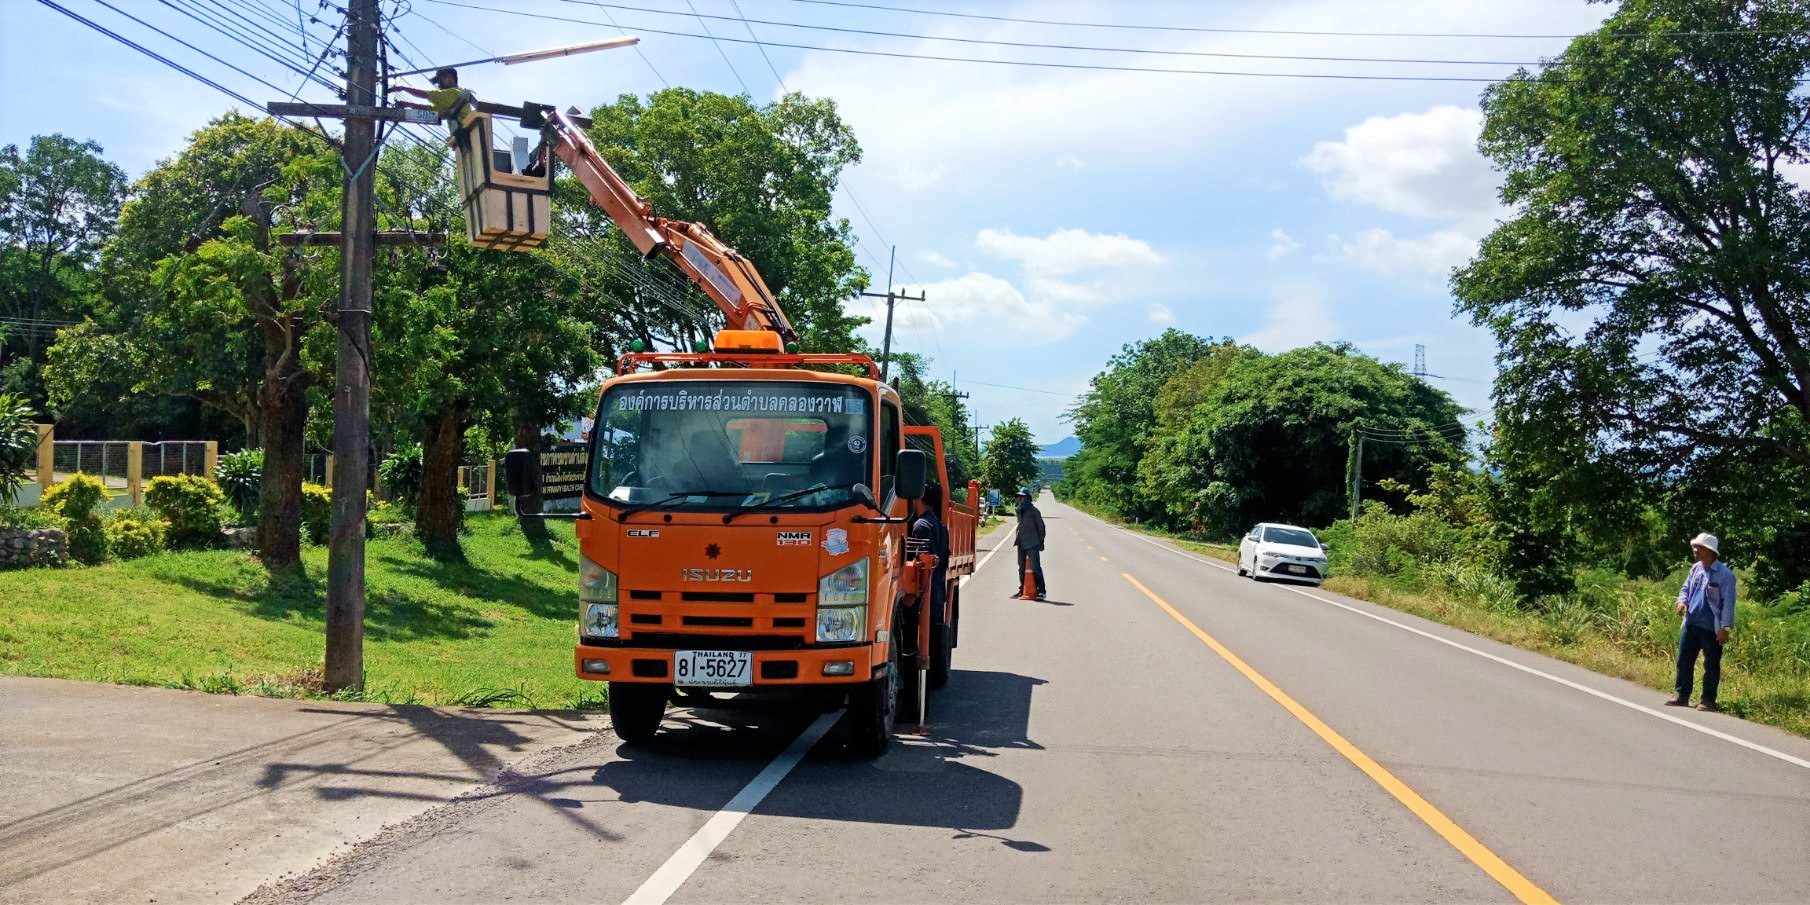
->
{"left": 1064, "top": 499, "right": 1810, "bottom": 740}
{"left": 0, "top": 513, "right": 601, "bottom": 709}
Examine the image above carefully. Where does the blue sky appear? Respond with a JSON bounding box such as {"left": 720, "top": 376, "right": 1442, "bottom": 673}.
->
{"left": 1, "top": 0, "right": 1623, "bottom": 443}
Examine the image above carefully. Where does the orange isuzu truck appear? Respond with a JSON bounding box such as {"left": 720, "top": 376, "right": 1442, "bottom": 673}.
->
{"left": 498, "top": 106, "right": 976, "bottom": 756}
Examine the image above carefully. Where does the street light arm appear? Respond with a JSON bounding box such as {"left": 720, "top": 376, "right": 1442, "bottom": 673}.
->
{"left": 387, "top": 37, "right": 640, "bottom": 78}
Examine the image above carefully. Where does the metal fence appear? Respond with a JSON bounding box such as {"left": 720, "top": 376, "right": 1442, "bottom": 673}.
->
{"left": 459, "top": 463, "right": 491, "bottom": 511}
{"left": 304, "top": 453, "right": 330, "bottom": 485}
{"left": 141, "top": 441, "right": 211, "bottom": 479}
{"left": 51, "top": 441, "right": 132, "bottom": 490}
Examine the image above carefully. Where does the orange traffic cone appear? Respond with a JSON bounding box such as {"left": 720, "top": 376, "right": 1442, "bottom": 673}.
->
{"left": 1020, "top": 566, "right": 1037, "bottom": 600}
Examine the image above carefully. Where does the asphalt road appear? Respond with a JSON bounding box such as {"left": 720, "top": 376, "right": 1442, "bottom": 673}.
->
{"left": 250, "top": 494, "right": 1810, "bottom": 904}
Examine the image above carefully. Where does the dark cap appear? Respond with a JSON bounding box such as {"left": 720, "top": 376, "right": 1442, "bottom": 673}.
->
{"left": 432, "top": 67, "right": 458, "bottom": 86}
{"left": 1017, "top": 487, "right": 1031, "bottom": 497}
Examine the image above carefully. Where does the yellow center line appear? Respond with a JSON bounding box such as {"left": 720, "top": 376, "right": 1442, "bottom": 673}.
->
{"left": 1120, "top": 572, "right": 1558, "bottom": 905}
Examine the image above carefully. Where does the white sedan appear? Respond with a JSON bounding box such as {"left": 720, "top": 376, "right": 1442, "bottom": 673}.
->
{"left": 1237, "top": 523, "right": 1329, "bottom": 585}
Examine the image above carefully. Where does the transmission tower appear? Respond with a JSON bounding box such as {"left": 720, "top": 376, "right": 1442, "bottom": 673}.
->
{"left": 1413, "top": 344, "right": 1427, "bottom": 378}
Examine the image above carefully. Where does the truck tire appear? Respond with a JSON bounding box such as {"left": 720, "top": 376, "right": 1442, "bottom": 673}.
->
{"left": 846, "top": 629, "right": 900, "bottom": 758}
{"left": 608, "top": 682, "right": 668, "bottom": 745}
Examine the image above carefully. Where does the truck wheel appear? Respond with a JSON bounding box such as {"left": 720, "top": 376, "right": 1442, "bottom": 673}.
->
{"left": 929, "top": 623, "right": 953, "bottom": 689}
{"left": 845, "top": 630, "right": 899, "bottom": 757}
{"left": 608, "top": 682, "right": 668, "bottom": 745}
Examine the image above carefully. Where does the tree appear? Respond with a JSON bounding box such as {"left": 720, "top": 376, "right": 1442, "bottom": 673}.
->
{"left": 981, "top": 418, "right": 1039, "bottom": 496}
{"left": 890, "top": 352, "right": 981, "bottom": 490}
{"left": 1137, "top": 343, "right": 1466, "bottom": 537}
{"left": 1454, "top": 0, "right": 1810, "bottom": 590}
{"left": 582, "top": 89, "right": 869, "bottom": 353}
{"left": 1066, "top": 329, "right": 1219, "bottom": 519}
{"left": 48, "top": 114, "right": 338, "bottom": 569}
{"left": 0, "top": 135, "right": 127, "bottom": 407}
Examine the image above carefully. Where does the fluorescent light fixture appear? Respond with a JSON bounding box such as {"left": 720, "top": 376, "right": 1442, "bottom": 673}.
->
{"left": 500, "top": 36, "right": 640, "bottom": 66}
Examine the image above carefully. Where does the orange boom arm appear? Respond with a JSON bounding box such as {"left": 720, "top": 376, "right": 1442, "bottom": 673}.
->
{"left": 534, "top": 108, "right": 797, "bottom": 344}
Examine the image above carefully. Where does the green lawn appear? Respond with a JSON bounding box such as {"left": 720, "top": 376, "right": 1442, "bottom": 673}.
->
{"left": 0, "top": 513, "right": 599, "bottom": 708}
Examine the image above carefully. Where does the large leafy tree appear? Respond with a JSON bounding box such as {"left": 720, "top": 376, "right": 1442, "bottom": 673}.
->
{"left": 981, "top": 417, "right": 1040, "bottom": 497}
{"left": 1139, "top": 343, "right": 1466, "bottom": 536}
{"left": 0, "top": 135, "right": 127, "bottom": 406}
{"left": 582, "top": 88, "right": 869, "bottom": 353}
{"left": 1065, "top": 329, "right": 1219, "bottom": 519}
{"left": 368, "top": 143, "right": 600, "bottom": 553}
{"left": 1454, "top": 0, "right": 1810, "bottom": 591}
{"left": 47, "top": 114, "right": 338, "bottom": 568}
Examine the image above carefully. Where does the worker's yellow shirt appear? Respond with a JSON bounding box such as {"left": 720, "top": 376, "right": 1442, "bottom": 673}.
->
{"left": 425, "top": 87, "right": 472, "bottom": 118}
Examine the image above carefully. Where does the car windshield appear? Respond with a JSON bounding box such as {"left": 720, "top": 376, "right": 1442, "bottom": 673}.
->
{"left": 588, "top": 380, "right": 873, "bottom": 511}
{"left": 1263, "top": 526, "right": 1320, "bottom": 548}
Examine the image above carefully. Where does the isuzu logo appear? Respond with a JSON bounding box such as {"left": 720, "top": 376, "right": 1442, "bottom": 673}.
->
{"left": 682, "top": 568, "right": 753, "bottom": 582}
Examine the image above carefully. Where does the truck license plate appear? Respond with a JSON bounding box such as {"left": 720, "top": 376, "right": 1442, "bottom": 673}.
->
{"left": 675, "top": 650, "right": 751, "bottom": 687}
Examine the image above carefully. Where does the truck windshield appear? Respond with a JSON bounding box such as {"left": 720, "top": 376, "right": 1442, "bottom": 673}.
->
{"left": 588, "top": 380, "right": 874, "bottom": 511}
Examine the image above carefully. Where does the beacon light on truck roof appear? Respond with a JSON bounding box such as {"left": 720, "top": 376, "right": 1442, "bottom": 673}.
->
{"left": 713, "top": 329, "right": 783, "bottom": 353}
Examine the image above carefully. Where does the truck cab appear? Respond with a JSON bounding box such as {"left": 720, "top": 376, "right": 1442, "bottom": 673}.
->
{"left": 508, "top": 342, "right": 971, "bottom": 756}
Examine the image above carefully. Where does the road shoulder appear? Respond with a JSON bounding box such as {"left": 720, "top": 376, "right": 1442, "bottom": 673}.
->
{"left": 0, "top": 676, "right": 599, "bottom": 904}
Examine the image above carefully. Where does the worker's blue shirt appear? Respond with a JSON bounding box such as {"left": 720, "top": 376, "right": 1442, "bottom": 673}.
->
{"left": 1679, "top": 560, "right": 1737, "bottom": 632}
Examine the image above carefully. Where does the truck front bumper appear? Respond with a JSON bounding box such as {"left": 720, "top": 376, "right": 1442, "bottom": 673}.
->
{"left": 574, "top": 641, "right": 880, "bottom": 685}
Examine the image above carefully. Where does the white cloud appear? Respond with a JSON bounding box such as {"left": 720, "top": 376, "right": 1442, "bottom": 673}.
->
{"left": 920, "top": 250, "right": 957, "bottom": 268}
{"left": 891, "top": 271, "right": 1085, "bottom": 340}
{"left": 1267, "top": 228, "right": 1301, "bottom": 261}
{"left": 876, "top": 225, "right": 1168, "bottom": 344}
{"left": 1055, "top": 154, "right": 1087, "bottom": 172}
{"left": 1148, "top": 303, "right": 1175, "bottom": 326}
{"left": 1329, "top": 228, "right": 1477, "bottom": 277}
{"left": 1302, "top": 106, "right": 1501, "bottom": 223}
{"left": 975, "top": 227, "right": 1164, "bottom": 277}
{"left": 1240, "top": 283, "right": 1338, "bottom": 353}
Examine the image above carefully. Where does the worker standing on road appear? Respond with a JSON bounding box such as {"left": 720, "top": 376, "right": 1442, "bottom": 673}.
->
{"left": 1667, "top": 532, "right": 1736, "bottom": 712}
{"left": 1010, "top": 488, "right": 1047, "bottom": 601}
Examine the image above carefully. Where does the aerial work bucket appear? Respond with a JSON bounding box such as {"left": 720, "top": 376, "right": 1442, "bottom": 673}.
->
{"left": 451, "top": 110, "right": 552, "bottom": 251}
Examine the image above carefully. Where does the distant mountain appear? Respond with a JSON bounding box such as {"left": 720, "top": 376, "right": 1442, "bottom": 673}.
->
{"left": 1038, "top": 436, "right": 1081, "bottom": 459}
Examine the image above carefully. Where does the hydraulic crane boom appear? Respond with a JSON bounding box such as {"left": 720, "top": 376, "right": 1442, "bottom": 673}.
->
{"left": 531, "top": 107, "right": 797, "bottom": 344}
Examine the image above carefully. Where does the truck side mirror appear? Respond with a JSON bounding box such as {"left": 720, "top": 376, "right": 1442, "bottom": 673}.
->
{"left": 896, "top": 449, "right": 927, "bottom": 501}
{"left": 504, "top": 448, "right": 541, "bottom": 502}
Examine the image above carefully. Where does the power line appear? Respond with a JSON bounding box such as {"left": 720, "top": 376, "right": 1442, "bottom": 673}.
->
{"left": 585, "top": 0, "right": 671, "bottom": 87}
{"left": 728, "top": 0, "right": 788, "bottom": 87}
{"left": 684, "top": 0, "right": 752, "bottom": 95}
{"left": 961, "top": 378, "right": 1077, "bottom": 397}
{"left": 38, "top": 0, "right": 284, "bottom": 114}
{"left": 780, "top": 0, "right": 1798, "bottom": 40}
{"left": 412, "top": 0, "right": 1545, "bottom": 83}
{"left": 549, "top": 0, "right": 1547, "bottom": 67}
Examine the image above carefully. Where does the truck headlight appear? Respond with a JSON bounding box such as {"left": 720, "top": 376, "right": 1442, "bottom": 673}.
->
{"left": 816, "top": 559, "right": 868, "bottom": 643}
{"left": 581, "top": 553, "right": 618, "bottom": 639}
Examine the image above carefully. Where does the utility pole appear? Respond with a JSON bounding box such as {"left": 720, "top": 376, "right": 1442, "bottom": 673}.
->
{"left": 1347, "top": 425, "right": 1365, "bottom": 522}
{"left": 324, "top": 0, "right": 380, "bottom": 693}
{"left": 858, "top": 245, "right": 925, "bottom": 380}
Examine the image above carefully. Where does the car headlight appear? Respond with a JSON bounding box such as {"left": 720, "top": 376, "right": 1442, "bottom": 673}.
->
{"left": 580, "top": 553, "right": 619, "bottom": 639}
{"left": 817, "top": 559, "right": 869, "bottom": 643}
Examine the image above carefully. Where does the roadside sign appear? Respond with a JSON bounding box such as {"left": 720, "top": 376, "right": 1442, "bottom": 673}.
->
{"left": 539, "top": 443, "right": 587, "bottom": 511}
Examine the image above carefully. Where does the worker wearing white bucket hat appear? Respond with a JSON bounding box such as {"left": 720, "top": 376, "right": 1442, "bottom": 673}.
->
{"left": 1666, "top": 532, "right": 1736, "bottom": 712}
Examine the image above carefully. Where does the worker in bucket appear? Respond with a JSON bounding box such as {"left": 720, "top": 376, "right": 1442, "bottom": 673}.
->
{"left": 395, "top": 67, "right": 474, "bottom": 121}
